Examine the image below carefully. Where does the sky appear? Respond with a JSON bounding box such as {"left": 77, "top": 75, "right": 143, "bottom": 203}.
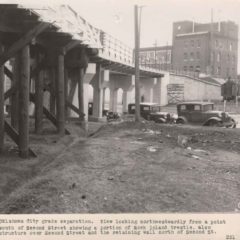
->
{"left": 1, "top": 0, "right": 240, "bottom": 71}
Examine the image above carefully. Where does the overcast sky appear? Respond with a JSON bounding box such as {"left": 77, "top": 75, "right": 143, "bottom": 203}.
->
{"left": 1, "top": 0, "right": 240, "bottom": 71}
{"left": 68, "top": 0, "right": 240, "bottom": 48}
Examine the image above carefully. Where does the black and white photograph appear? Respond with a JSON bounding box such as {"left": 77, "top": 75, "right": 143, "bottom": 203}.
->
{"left": 0, "top": 0, "right": 240, "bottom": 228}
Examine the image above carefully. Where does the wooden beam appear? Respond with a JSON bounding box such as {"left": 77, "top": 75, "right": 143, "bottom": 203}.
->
{"left": 4, "top": 120, "right": 37, "bottom": 157}
{"left": 0, "top": 22, "right": 51, "bottom": 66}
{"left": 66, "top": 100, "right": 85, "bottom": 119}
{"left": 0, "top": 43, "right": 4, "bottom": 152}
{"left": 4, "top": 66, "right": 13, "bottom": 80}
{"left": 64, "top": 68, "right": 68, "bottom": 118}
{"left": 30, "top": 58, "right": 45, "bottom": 79}
{"left": 11, "top": 54, "right": 20, "bottom": 129}
{"left": 4, "top": 86, "right": 15, "bottom": 100}
{"left": 30, "top": 93, "right": 70, "bottom": 135}
{"left": 18, "top": 45, "right": 30, "bottom": 158}
{"left": 56, "top": 53, "right": 65, "bottom": 135}
{"left": 78, "top": 67, "right": 85, "bottom": 124}
{"left": 35, "top": 62, "right": 44, "bottom": 134}
{"left": 49, "top": 67, "right": 56, "bottom": 115}
{"left": 62, "top": 40, "right": 80, "bottom": 55}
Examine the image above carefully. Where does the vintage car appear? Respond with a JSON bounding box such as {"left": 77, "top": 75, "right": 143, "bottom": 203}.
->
{"left": 176, "top": 102, "right": 237, "bottom": 128}
{"left": 88, "top": 102, "right": 108, "bottom": 116}
{"left": 128, "top": 102, "right": 177, "bottom": 123}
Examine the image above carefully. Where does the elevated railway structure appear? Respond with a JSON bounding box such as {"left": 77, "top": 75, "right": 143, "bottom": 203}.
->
{"left": 0, "top": 4, "right": 166, "bottom": 157}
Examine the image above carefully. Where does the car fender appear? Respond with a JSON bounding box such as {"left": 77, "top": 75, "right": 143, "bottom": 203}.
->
{"left": 203, "top": 117, "right": 222, "bottom": 126}
{"left": 176, "top": 116, "right": 187, "bottom": 124}
{"left": 155, "top": 118, "right": 166, "bottom": 123}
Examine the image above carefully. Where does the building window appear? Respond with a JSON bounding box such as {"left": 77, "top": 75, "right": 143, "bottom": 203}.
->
{"left": 232, "top": 55, "right": 235, "bottom": 63}
{"left": 189, "top": 66, "right": 194, "bottom": 71}
{"left": 184, "top": 41, "right": 188, "bottom": 48}
{"left": 215, "top": 40, "right": 219, "bottom": 48}
{"left": 196, "top": 52, "right": 200, "bottom": 60}
{"left": 232, "top": 68, "right": 235, "bottom": 73}
{"left": 227, "top": 54, "right": 230, "bottom": 62}
{"left": 217, "top": 66, "right": 221, "bottom": 75}
{"left": 230, "top": 43, "right": 233, "bottom": 51}
{"left": 190, "top": 52, "right": 194, "bottom": 61}
{"left": 195, "top": 66, "right": 200, "bottom": 72}
{"left": 191, "top": 40, "right": 194, "bottom": 47}
{"left": 184, "top": 53, "right": 188, "bottom": 61}
{"left": 197, "top": 39, "right": 201, "bottom": 48}
{"left": 217, "top": 52, "right": 221, "bottom": 62}
{"left": 183, "top": 66, "right": 187, "bottom": 71}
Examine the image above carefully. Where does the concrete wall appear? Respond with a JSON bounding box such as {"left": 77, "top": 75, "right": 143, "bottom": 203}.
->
{"left": 169, "top": 74, "right": 222, "bottom": 101}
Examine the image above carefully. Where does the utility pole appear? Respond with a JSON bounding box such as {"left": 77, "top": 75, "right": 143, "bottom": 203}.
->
{"left": 134, "top": 5, "right": 141, "bottom": 122}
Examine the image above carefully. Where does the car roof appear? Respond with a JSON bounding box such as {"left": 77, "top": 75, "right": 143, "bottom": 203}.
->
{"left": 129, "top": 102, "right": 160, "bottom": 106}
{"left": 177, "top": 101, "right": 214, "bottom": 105}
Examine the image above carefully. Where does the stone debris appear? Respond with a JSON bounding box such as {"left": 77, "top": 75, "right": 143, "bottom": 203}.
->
{"left": 194, "top": 149, "right": 208, "bottom": 155}
{"left": 177, "top": 135, "right": 190, "bottom": 148}
{"left": 147, "top": 146, "right": 158, "bottom": 152}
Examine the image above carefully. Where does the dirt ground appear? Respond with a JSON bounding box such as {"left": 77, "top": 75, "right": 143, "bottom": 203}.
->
{"left": 0, "top": 117, "right": 240, "bottom": 213}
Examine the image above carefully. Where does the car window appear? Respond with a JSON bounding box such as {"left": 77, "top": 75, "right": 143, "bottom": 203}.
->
{"left": 143, "top": 106, "right": 150, "bottom": 111}
{"left": 187, "top": 105, "right": 195, "bottom": 111}
{"left": 151, "top": 106, "right": 160, "bottom": 112}
{"left": 180, "top": 105, "right": 186, "bottom": 111}
{"left": 131, "top": 106, "right": 135, "bottom": 110}
{"left": 203, "top": 104, "right": 214, "bottom": 111}
{"left": 194, "top": 105, "right": 201, "bottom": 111}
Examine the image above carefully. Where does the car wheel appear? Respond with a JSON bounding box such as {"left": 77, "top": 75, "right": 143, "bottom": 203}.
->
{"left": 227, "top": 120, "right": 236, "bottom": 128}
{"left": 176, "top": 119, "right": 185, "bottom": 124}
{"left": 208, "top": 120, "right": 221, "bottom": 127}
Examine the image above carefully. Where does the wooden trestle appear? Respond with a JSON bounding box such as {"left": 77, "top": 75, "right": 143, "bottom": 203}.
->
{"left": 0, "top": 5, "right": 92, "bottom": 158}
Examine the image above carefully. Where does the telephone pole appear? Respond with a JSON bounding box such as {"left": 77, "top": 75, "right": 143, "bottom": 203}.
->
{"left": 134, "top": 5, "right": 141, "bottom": 122}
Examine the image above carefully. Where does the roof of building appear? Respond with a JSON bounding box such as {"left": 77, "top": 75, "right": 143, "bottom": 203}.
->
{"left": 176, "top": 31, "right": 209, "bottom": 37}
{"left": 139, "top": 46, "right": 172, "bottom": 52}
{"left": 177, "top": 101, "right": 214, "bottom": 105}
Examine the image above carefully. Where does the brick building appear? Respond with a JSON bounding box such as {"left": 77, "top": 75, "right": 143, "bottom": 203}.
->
{"left": 139, "top": 45, "right": 172, "bottom": 71}
{"left": 172, "top": 20, "right": 238, "bottom": 79}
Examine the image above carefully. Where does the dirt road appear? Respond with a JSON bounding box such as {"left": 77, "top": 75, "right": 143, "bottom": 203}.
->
{"left": 0, "top": 121, "right": 240, "bottom": 213}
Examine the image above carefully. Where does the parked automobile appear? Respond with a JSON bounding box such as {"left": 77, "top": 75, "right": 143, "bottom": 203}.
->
{"left": 128, "top": 102, "right": 177, "bottom": 123}
{"left": 106, "top": 111, "right": 121, "bottom": 121}
{"left": 176, "top": 101, "right": 237, "bottom": 128}
{"left": 88, "top": 102, "right": 108, "bottom": 116}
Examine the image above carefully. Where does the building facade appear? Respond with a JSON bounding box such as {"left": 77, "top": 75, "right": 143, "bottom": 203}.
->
{"left": 139, "top": 46, "right": 172, "bottom": 71}
{"left": 172, "top": 20, "right": 238, "bottom": 79}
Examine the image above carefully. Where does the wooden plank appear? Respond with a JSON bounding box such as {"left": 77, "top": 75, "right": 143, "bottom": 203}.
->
{"left": 4, "top": 66, "right": 13, "bottom": 80}
{"left": 66, "top": 100, "right": 85, "bottom": 119}
{"left": 4, "top": 86, "right": 15, "bottom": 100}
{"left": 56, "top": 53, "right": 65, "bottom": 135}
{"left": 0, "top": 22, "right": 51, "bottom": 66}
{"left": 4, "top": 120, "right": 37, "bottom": 157}
{"left": 18, "top": 45, "right": 30, "bottom": 158}
{"left": 0, "top": 43, "right": 4, "bottom": 152}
